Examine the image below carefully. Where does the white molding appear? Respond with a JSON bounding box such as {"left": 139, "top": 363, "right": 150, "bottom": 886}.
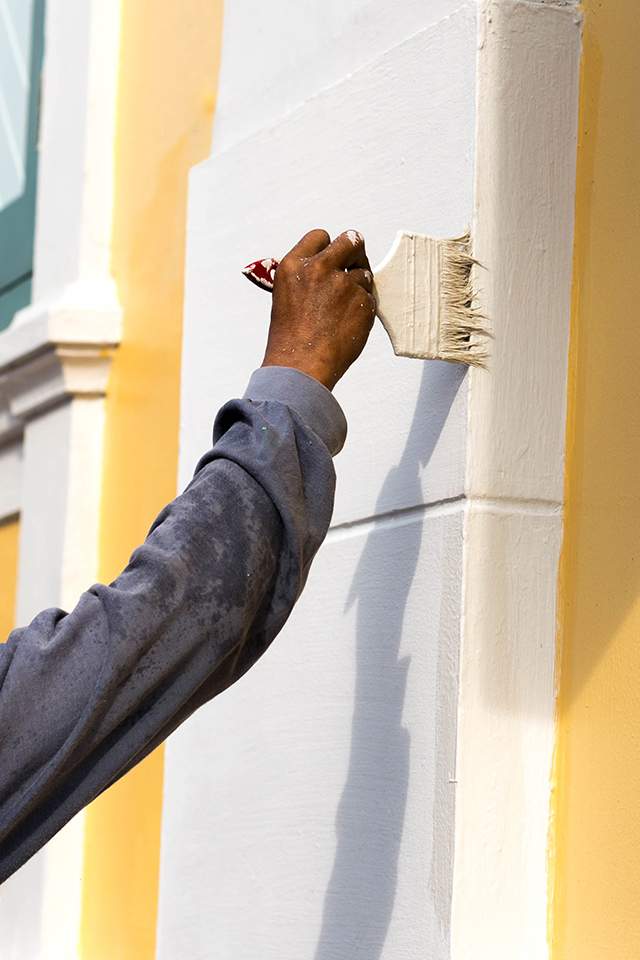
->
{"left": 0, "top": 345, "right": 114, "bottom": 423}
{"left": 0, "top": 280, "right": 121, "bottom": 369}
{"left": 0, "top": 283, "right": 120, "bottom": 442}
{"left": 450, "top": 2, "right": 581, "bottom": 957}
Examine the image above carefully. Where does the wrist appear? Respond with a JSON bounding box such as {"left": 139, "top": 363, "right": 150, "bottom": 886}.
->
{"left": 261, "top": 358, "right": 335, "bottom": 391}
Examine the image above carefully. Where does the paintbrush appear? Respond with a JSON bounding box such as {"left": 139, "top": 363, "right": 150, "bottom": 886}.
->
{"left": 242, "top": 231, "right": 488, "bottom": 366}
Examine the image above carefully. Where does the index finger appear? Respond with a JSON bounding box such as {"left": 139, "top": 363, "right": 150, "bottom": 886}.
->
{"left": 318, "top": 229, "right": 371, "bottom": 271}
{"left": 286, "top": 228, "right": 331, "bottom": 260}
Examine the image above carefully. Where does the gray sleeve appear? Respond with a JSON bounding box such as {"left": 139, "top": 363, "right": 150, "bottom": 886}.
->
{"left": 0, "top": 366, "right": 347, "bottom": 883}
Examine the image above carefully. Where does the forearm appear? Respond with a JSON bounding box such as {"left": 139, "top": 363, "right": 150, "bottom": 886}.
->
{"left": 0, "top": 367, "right": 346, "bottom": 882}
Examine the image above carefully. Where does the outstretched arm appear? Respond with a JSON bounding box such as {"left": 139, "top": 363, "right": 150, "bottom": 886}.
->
{"left": 0, "top": 228, "right": 375, "bottom": 883}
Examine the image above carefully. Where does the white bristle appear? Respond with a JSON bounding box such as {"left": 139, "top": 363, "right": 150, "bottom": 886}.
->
{"left": 437, "top": 233, "right": 489, "bottom": 367}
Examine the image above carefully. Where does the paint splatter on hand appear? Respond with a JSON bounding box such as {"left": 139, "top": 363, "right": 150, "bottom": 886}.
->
{"left": 250, "top": 229, "right": 376, "bottom": 391}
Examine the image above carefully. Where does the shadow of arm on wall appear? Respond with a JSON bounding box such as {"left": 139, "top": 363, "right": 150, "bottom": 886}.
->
{"left": 314, "top": 362, "right": 465, "bottom": 959}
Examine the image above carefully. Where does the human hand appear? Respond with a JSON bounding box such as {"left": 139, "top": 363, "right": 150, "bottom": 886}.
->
{"left": 261, "top": 229, "right": 376, "bottom": 390}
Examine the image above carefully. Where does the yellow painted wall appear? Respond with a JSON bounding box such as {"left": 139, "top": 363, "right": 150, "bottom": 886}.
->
{"left": 79, "top": 3, "right": 223, "bottom": 957}
{"left": 552, "top": 2, "right": 640, "bottom": 957}
{"left": 0, "top": 517, "right": 19, "bottom": 641}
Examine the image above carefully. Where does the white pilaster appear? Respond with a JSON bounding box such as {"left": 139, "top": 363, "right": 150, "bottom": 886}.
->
{"left": 450, "top": 3, "right": 582, "bottom": 957}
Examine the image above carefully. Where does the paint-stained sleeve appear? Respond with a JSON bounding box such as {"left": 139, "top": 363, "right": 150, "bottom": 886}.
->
{"left": 0, "top": 366, "right": 346, "bottom": 883}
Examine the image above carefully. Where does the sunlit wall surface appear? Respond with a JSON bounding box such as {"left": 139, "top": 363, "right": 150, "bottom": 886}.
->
{"left": 552, "top": 1, "right": 640, "bottom": 957}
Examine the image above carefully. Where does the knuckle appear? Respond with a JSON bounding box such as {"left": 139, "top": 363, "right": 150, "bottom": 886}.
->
{"left": 278, "top": 255, "right": 297, "bottom": 276}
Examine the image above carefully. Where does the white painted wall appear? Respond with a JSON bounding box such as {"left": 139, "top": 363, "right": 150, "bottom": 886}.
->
{"left": 212, "top": 0, "right": 471, "bottom": 155}
{"left": 158, "top": 3, "right": 477, "bottom": 958}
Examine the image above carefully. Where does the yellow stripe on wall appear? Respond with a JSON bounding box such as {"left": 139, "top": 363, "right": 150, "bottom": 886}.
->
{"left": 0, "top": 517, "right": 19, "bottom": 641}
{"left": 552, "top": 1, "right": 640, "bottom": 957}
{"left": 79, "top": 3, "right": 223, "bottom": 957}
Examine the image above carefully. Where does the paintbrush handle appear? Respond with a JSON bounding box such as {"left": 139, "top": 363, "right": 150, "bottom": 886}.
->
{"left": 242, "top": 258, "right": 280, "bottom": 292}
{"left": 242, "top": 257, "right": 376, "bottom": 293}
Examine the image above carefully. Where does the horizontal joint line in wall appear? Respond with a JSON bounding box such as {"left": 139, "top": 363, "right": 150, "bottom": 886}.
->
{"left": 469, "top": 495, "right": 562, "bottom": 516}
{"left": 327, "top": 494, "right": 562, "bottom": 541}
{"left": 327, "top": 496, "right": 465, "bottom": 541}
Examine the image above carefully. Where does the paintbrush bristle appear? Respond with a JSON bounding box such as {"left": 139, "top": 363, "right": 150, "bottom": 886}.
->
{"left": 437, "top": 233, "right": 489, "bottom": 367}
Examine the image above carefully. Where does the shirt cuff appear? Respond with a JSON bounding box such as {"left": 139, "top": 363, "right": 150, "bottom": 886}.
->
{"left": 243, "top": 366, "right": 347, "bottom": 456}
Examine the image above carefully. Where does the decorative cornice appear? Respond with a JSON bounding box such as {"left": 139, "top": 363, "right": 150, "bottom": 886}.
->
{"left": 0, "top": 280, "right": 122, "bottom": 369}
{"left": 0, "top": 281, "right": 122, "bottom": 443}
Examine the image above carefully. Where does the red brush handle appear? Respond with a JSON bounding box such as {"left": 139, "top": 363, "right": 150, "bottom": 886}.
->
{"left": 242, "top": 258, "right": 280, "bottom": 292}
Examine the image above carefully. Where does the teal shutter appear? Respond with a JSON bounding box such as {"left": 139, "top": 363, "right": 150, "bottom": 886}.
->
{"left": 0, "top": 0, "right": 45, "bottom": 331}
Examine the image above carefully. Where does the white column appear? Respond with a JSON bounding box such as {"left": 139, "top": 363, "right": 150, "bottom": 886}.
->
{"left": 450, "top": 3, "right": 581, "bottom": 958}
{"left": 0, "top": 1, "right": 122, "bottom": 957}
